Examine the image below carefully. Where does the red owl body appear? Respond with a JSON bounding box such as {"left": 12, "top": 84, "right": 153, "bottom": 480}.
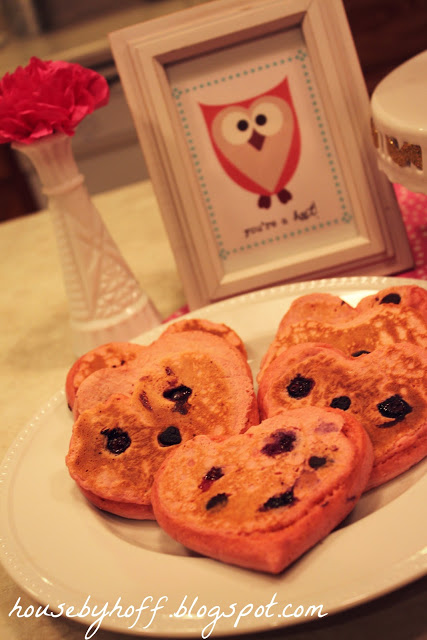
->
{"left": 199, "top": 77, "right": 301, "bottom": 208}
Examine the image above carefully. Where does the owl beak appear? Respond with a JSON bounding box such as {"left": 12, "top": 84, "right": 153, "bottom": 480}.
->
{"left": 248, "top": 129, "right": 265, "bottom": 151}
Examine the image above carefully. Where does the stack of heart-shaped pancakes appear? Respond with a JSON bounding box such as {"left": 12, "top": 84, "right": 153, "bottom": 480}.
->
{"left": 66, "top": 321, "right": 258, "bottom": 519}
{"left": 65, "top": 284, "right": 427, "bottom": 574}
{"left": 256, "top": 284, "right": 427, "bottom": 490}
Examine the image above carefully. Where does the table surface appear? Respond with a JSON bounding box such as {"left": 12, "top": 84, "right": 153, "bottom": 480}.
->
{"left": 0, "top": 179, "right": 426, "bottom": 640}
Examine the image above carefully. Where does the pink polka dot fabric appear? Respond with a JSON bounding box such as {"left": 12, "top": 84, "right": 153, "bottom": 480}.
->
{"left": 395, "top": 184, "right": 427, "bottom": 281}
{"left": 164, "top": 185, "right": 426, "bottom": 322}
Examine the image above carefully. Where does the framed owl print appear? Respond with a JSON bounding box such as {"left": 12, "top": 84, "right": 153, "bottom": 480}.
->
{"left": 109, "top": 0, "right": 413, "bottom": 309}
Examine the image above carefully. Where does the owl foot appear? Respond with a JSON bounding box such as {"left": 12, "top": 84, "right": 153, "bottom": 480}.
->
{"left": 258, "top": 195, "right": 271, "bottom": 209}
{"left": 277, "top": 188, "right": 292, "bottom": 204}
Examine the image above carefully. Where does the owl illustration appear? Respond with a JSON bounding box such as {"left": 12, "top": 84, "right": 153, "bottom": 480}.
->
{"left": 199, "top": 77, "right": 301, "bottom": 209}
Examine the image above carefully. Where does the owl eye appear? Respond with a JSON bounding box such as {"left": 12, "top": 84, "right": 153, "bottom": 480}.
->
{"left": 252, "top": 102, "right": 284, "bottom": 137}
{"left": 220, "top": 110, "right": 252, "bottom": 145}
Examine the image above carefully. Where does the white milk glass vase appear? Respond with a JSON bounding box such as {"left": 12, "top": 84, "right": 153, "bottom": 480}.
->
{"left": 13, "top": 133, "right": 161, "bottom": 355}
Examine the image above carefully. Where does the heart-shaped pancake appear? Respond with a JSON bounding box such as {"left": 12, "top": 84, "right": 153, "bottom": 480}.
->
{"left": 66, "top": 332, "right": 258, "bottom": 519}
{"left": 258, "top": 342, "right": 427, "bottom": 490}
{"left": 258, "top": 285, "right": 427, "bottom": 383}
{"left": 151, "top": 407, "right": 373, "bottom": 573}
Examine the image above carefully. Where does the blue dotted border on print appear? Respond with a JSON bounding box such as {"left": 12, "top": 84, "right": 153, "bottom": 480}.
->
{"left": 171, "top": 48, "right": 352, "bottom": 261}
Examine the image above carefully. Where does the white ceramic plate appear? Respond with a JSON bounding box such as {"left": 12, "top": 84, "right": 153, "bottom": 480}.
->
{"left": 1, "top": 276, "right": 426, "bottom": 638}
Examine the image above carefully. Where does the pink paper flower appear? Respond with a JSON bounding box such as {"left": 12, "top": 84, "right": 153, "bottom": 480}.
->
{"left": 0, "top": 57, "right": 109, "bottom": 144}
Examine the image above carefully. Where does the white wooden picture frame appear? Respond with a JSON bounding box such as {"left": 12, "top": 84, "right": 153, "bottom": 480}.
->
{"left": 109, "top": 0, "right": 413, "bottom": 310}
